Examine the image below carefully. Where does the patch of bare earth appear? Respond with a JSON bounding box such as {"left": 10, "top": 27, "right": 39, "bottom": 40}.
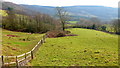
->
{"left": 6, "top": 34, "right": 20, "bottom": 37}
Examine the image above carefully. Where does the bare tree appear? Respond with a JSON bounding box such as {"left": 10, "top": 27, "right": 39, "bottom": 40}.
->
{"left": 56, "top": 7, "right": 69, "bottom": 31}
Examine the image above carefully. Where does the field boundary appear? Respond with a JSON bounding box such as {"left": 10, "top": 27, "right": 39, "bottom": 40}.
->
{"left": 1, "top": 34, "right": 47, "bottom": 67}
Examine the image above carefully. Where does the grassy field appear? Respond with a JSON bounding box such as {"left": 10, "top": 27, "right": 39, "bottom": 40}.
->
{"left": 68, "top": 21, "right": 78, "bottom": 24}
{"left": 0, "top": 10, "right": 7, "bottom": 16}
{"left": 2, "top": 29, "right": 44, "bottom": 56}
{"left": 30, "top": 28, "right": 118, "bottom": 66}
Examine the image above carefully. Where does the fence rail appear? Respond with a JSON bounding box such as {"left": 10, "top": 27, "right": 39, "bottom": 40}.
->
{"left": 0, "top": 34, "right": 47, "bottom": 67}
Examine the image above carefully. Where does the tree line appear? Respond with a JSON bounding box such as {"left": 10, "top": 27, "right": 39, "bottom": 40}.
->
{"left": 1, "top": 7, "right": 120, "bottom": 34}
{"left": 2, "top": 7, "right": 60, "bottom": 33}
{"left": 67, "top": 18, "right": 120, "bottom": 34}
{"left": 71, "top": 18, "right": 107, "bottom": 31}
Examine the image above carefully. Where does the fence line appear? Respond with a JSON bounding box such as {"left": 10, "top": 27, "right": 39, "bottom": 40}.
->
{"left": 1, "top": 34, "right": 47, "bottom": 67}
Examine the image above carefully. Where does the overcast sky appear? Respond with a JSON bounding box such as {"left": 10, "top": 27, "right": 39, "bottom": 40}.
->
{"left": 3, "top": 0, "right": 120, "bottom": 8}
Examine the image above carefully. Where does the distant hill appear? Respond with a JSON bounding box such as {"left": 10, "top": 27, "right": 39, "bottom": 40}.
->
{"left": 1, "top": 1, "right": 118, "bottom": 21}
{"left": 21, "top": 5, "right": 56, "bottom": 15}
{"left": 1, "top": 1, "right": 39, "bottom": 15}
{"left": 21, "top": 5, "right": 118, "bottom": 21}
{"left": 2, "top": 2, "right": 25, "bottom": 11}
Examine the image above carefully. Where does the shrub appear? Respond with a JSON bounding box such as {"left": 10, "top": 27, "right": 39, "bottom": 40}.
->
{"left": 64, "top": 31, "right": 71, "bottom": 34}
{"left": 47, "top": 30, "right": 71, "bottom": 38}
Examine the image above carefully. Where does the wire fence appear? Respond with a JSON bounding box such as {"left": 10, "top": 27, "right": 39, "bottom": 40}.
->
{"left": 0, "top": 34, "right": 47, "bottom": 67}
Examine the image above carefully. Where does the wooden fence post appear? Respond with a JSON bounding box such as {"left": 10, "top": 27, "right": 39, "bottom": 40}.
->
{"left": 25, "top": 53, "right": 26, "bottom": 60}
{"left": 16, "top": 56, "right": 18, "bottom": 68}
{"left": 1, "top": 55, "right": 4, "bottom": 66}
{"left": 31, "top": 51, "right": 33, "bottom": 59}
{"left": 7, "top": 56, "right": 9, "bottom": 66}
{"left": 25, "top": 53, "right": 26, "bottom": 63}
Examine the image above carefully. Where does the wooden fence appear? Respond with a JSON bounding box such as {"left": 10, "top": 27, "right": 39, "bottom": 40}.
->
{"left": 0, "top": 34, "right": 47, "bottom": 67}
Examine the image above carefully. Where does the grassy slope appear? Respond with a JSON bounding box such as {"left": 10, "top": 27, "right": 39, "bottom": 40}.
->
{"left": 2, "top": 29, "right": 44, "bottom": 56}
{"left": 30, "top": 28, "right": 118, "bottom": 66}
{"left": 1, "top": 10, "right": 44, "bottom": 56}
{"left": 0, "top": 10, "right": 7, "bottom": 16}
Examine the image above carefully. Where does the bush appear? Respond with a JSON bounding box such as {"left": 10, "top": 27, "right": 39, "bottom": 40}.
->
{"left": 100, "top": 26, "right": 106, "bottom": 31}
{"left": 57, "top": 32, "right": 65, "bottom": 37}
{"left": 64, "top": 31, "right": 71, "bottom": 34}
{"left": 47, "top": 30, "right": 71, "bottom": 38}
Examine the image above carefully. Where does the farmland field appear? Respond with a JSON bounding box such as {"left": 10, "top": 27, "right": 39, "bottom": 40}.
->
{"left": 2, "top": 29, "right": 44, "bottom": 56}
{"left": 68, "top": 21, "right": 78, "bottom": 24}
{"left": 30, "top": 28, "right": 118, "bottom": 66}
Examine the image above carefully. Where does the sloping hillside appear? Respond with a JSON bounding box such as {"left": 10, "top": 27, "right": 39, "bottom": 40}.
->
{"left": 21, "top": 5, "right": 118, "bottom": 21}
{"left": 2, "top": 29, "right": 44, "bottom": 56}
{"left": 1, "top": 1, "right": 39, "bottom": 15}
{"left": 30, "top": 28, "right": 118, "bottom": 66}
{"left": 1, "top": 1, "right": 118, "bottom": 21}
{"left": 0, "top": 10, "right": 7, "bottom": 16}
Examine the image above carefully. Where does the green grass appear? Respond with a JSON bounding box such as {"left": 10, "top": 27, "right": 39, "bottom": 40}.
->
{"left": 2, "top": 29, "right": 44, "bottom": 56}
{"left": 0, "top": 10, "right": 28, "bottom": 17}
{"left": 68, "top": 21, "right": 78, "bottom": 24}
{"left": 0, "top": 10, "right": 7, "bottom": 16}
{"left": 30, "top": 28, "right": 118, "bottom": 66}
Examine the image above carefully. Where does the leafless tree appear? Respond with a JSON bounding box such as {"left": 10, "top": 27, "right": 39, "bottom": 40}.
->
{"left": 56, "top": 7, "right": 69, "bottom": 31}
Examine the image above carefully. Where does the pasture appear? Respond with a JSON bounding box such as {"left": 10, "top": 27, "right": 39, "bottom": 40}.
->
{"left": 30, "top": 28, "right": 118, "bottom": 66}
{"left": 68, "top": 21, "right": 78, "bottom": 24}
{"left": 2, "top": 29, "right": 44, "bottom": 56}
